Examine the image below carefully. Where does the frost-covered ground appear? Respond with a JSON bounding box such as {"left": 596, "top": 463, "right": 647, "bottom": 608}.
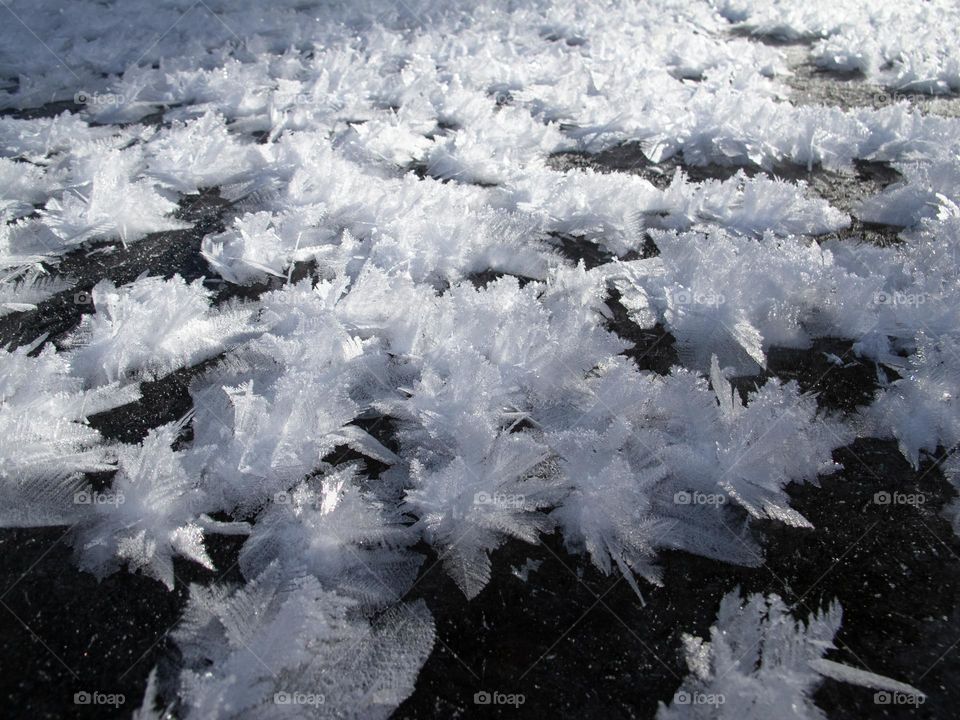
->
{"left": 1, "top": 0, "right": 960, "bottom": 717}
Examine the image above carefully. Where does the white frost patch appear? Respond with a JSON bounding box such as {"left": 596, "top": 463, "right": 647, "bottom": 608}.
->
{"left": 0, "top": 340, "right": 138, "bottom": 526}
{"left": 171, "top": 562, "right": 435, "bottom": 720}
{"left": 658, "top": 589, "right": 923, "bottom": 719}
{"left": 71, "top": 416, "right": 249, "bottom": 590}
{"left": 65, "top": 274, "right": 260, "bottom": 386}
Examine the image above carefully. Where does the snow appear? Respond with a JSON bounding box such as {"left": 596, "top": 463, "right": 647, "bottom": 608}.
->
{"left": 1, "top": 0, "right": 959, "bottom": 715}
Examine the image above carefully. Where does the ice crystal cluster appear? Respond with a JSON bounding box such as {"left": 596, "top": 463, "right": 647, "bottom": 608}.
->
{"left": 0, "top": 0, "right": 957, "bottom": 716}
{"left": 658, "top": 589, "right": 925, "bottom": 719}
